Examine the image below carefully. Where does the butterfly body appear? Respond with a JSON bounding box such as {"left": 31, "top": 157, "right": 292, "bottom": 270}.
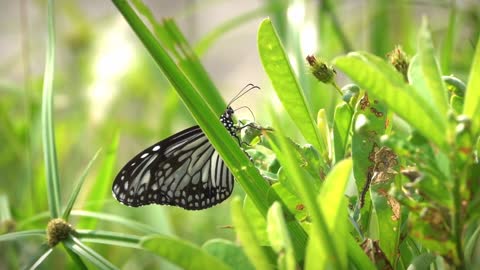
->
{"left": 112, "top": 106, "right": 237, "bottom": 210}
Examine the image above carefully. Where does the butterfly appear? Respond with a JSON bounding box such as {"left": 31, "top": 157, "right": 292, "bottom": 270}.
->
{"left": 112, "top": 84, "right": 259, "bottom": 210}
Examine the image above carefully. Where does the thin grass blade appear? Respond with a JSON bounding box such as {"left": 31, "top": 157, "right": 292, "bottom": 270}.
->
{"left": 62, "top": 149, "right": 101, "bottom": 220}
{"left": 41, "top": 0, "right": 61, "bottom": 218}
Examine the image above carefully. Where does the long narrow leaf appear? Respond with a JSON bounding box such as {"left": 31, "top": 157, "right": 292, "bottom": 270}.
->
{"left": 304, "top": 160, "right": 351, "bottom": 269}
{"left": 463, "top": 36, "right": 480, "bottom": 136}
{"left": 79, "top": 134, "right": 119, "bottom": 229}
{"left": 266, "top": 116, "right": 342, "bottom": 268}
{"left": 267, "top": 202, "right": 296, "bottom": 270}
{"left": 62, "top": 149, "right": 101, "bottom": 220}
{"left": 0, "top": 230, "right": 45, "bottom": 242}
{"left": 22, "top": 244, "right": 53, "bottom": 270}
{"left": 258, "top": 18, "right": 326, "bottom": 155}
{"left": 63, "top": 243, "right": 88, "bottom": 270}
{"left": 202, "top": 239, "right": 255, "bottom": 270}
{"left": 231, "top": 197, "right": 273, "bottom": 270}
{"left": 76, "top": 229, "right": 142, "bottom": 249}
{"left": 41, "top": 0, "right": 61, "bottom": 218}
{"left": 141, "top": 235, "right": 231, "bottom": 270}
{"left": 64, "top": 235, "right": 119, "bottom": 270}
{"left": 418, "top": 19, "right": 449, "bottom": 117}
{"left": 71, "top": 210, "right": 160, "bottom": 234}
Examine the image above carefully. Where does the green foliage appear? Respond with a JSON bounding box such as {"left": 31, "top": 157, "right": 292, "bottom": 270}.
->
{"left": 1, "top": 0, "right": 480, "bottom": 269}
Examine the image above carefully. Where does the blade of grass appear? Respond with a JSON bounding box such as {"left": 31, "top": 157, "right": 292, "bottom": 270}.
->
{"left": 21, "top": 243, "right": 53, "bottom": 270}
{"left": 465, "top": 224, "right": 480, "bottom": 267}
{"left": 267, "top": 111, "right": 342, "bottom": 269}
{"left": 333, "top": 103, "right": 353, "bottom": 163}
{"left": 267, "top": 202, "right": 296, "bottom": 270}
{"left": 71, "top": 210, "right": 160, "bottom": 234}
{"left": 41, "top": 0, "right": 61, "bottom": 218}
{"left": 418, "top": 18, "right": 449, "bottom": 118}
{"left": 0, "top": 230, "right": 45, "bottom": 242}
{"left": 334, "top": 52, "right": 448, "bottom": 151}
{"left": 202, "top": 239, "right": 255, "bottom": 270}
{"left": 141, "top": 235, "right": 232, "bottom": 270}
{"left": 463, "top": 36, "right": 480, "bottom": 136}
{"left": 79, "top": 134, "right": 119, "bottom": 229}
{"left": 63, "top": 243, "right": 88, "bottom": 270}
{"left": 231, "top": 197, "right": 274, "bottom": 270}
{"left": 64, "top": 235, "right": 119, "bottom": 270}
{"left": 62, "top": 149, "right": 101, "bottom": 220}
{"left": 75, "top": 229, "right": 142, "bottom": 249}
{"left": 131, "top": 0, "right": 224, "bottom": 113}
{"left": 303, "top": 160, "right": 352, "bottom": 269}
{"left": 258, "top": 18, "right": 326, "bottom": 156}
{"left": 111, "top": 1, "right": 307, "bottom": 256}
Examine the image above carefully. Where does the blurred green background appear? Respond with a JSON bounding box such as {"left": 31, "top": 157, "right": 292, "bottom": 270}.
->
{"left": 1, "top": 0, "right": 479, "bottom": 268}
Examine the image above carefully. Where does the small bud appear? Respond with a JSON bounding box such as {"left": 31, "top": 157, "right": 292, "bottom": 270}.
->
{"left": 387, "top": 46, "right": 409, "bottom": 82}
{"left": 306, "top": 55, "right": 336, "bottom": 84}
{"left": 47, "top": 218, "right": 74, "bottom": 247}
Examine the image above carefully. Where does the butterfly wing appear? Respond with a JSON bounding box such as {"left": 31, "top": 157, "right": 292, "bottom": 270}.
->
{"left": 112, "top": 126, "right": 234, "bottom": 210}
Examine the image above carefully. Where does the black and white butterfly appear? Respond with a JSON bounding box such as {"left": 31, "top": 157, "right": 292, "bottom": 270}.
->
{"left": 112, "top": 84, "right": 259, "bottom": 210}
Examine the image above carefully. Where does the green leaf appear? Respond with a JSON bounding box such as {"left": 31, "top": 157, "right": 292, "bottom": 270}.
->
{"left": 71, "top": 210, "right": 160, "bottom": 234}
{"left": 202, "top": 239, "right": 255, "bottom": 270}
{"left": 62, "top": 149, "right": 101, "bottom": 220}
{"left": 141, "top": 235, "right": 231, "bottom": 270}
{"left": 418, "top": 19, "right": 449, "bottom": 117}
{"left": 465, "top": 224, "right": 480, "bottom": 267}
{"left": 64, "top": 235, "right": 119, "bottom": 270}
{"left": 231, "top": 197, "right": 274, "bottom": 270}
{"left": 463, "top": 36, "right": 480, "bottom": 136}
{"left": 76, "top": 230, "right": 142, "bottom": 249}
{"left": 22, "top": 244, "right": 53, "bottom": 270}
{"left": 42, "top": 0, "right": 61, "bottom": 218}
{"left": 407, "top": 253, "right": 436, "bottom": 270}
{"left": 267, "top": 202, "right": 296, "bottom": 270}
{"left": 0, "top": 230, "right": 45, "bottom": 242}
{"left": 79, "top": 134, "right": 119, "bottom": 229}
{"left": 305, "top": 160, "right": 351, "bottom": 270}
{"left": 370, "top": 183, "right": 401, "bottom": 263}
{"left": 266, "top": 116, "right": 342, "bottom": 269}
{"left": 333, "top": 103, "right": 353, "bottom": 163}
{"left": 243, "top": 195, "right": 269, "bottom": 246}
{"left": 334, "top": 52, "right": 448, "bottom": 151}
{"left": 258, "top": 18, "right": 326, "bottom": 155}
{"left": 63, "top": 243, "right": 88, "bottom": 270}
{"left": 346, "top": 236, "right": 377, "bottom": 270}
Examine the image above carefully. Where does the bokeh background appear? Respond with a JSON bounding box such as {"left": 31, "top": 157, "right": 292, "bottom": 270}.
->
{"left": 1, "top": 0, "right": 479, "bottom": 268}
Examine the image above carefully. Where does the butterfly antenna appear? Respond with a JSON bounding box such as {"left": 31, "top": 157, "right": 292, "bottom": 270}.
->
{"left": 234, "top": 106, "right": 256, "bottom": 122}
{"left": 227, "top": 84, "right": 260, "bottom": 107}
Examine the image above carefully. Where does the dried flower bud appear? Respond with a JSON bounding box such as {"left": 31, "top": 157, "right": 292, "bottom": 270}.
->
{"left": 47, "top": 218, "right": 74, "bottom": 247}
{"left": 306, "top": 55, "right": 336, "bottom": 84}
{"left": 387, "top": 46, "right": 409, "bottom": 82}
